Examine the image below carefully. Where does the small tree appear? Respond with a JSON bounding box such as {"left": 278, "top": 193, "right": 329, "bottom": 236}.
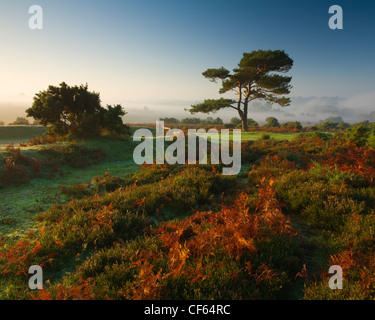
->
{"left": 213, "top": 117, "right": 223, "bottom": 125}
{"left": 230, "top": 117, "right": 242, "bottom": 126}
{"left": 189, "top": 50, "right": 293, "bottom": 130}
{"left": 247, "top": 118, "right": 259, "bottom": 127}
{"left": 202, "top": 117, "right": 215, "bottom": 124}
{"left": 265, "top": 117, "right": 280, "bottom": 128}
{"left": 12, "top": 117, "right": 29, "bottom": 125}
{"left": 0, "top": 120, "right": 5, "bottom": 126}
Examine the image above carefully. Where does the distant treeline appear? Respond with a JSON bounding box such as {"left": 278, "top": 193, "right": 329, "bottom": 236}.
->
{"left": 0, "top": 117, "right": 39, "bottom": 126}
{"left": 160, "top": 116, "right": 224, "bottom": 125}
{"left": 159, "top": 115, "right": 354, "bottom": 131}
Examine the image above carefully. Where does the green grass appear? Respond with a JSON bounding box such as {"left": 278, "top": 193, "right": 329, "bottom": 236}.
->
{"left": 0, "top": 135, "right": 140, "bottom": 240}
{"left": 194, "top": 130, "right": 299, "bottom": 142}
{"left": 0, "top": 126, "right": 46, "bottom": 148}
{"left": 241, "top": 131, "right": 298, "bottom": 141}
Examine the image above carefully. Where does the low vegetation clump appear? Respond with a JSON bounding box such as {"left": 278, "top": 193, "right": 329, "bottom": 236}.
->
{"left": 25, "top": 134, "right": 60, "bottom": 146}
{"left": 0, "top": 142, "right": 108, "bottom": 189}
{"left": 38, "top": 144, "right": 107, "bottom": 169}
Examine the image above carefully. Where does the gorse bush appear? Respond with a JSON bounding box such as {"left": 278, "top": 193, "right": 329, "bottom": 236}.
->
{"left": 26, "top": 82, "right": 130, "bottom": 138}
{"left": 260, "top": 133, "right": 271, "bottom": 140}
{"left": 344, "top": 123, "right": 375, "bottom": 147}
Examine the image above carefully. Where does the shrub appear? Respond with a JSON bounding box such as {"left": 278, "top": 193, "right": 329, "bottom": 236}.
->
{"left": 247, "top": 118, "right": 259, "bottom": 127}
{"left": 345, "top": 124, "right": 371, "bottom": 146}
{"left": 230, "top": 117, "right": 242, "bottom": 126}
{"left": 26, "top": 82, "right": 128, "bottom": 138}
{"left": 302, "top": 195, "right": 365, "bottom": 230}
{"left": 264, "top": 117, "right": 280, "bottom": 128}
{"left": 281, "top": 121, "right": 302, "bottom": 130}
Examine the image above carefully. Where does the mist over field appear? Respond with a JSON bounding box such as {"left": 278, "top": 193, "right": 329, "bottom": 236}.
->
{"left": 104, "top": 91, "right": 375, "bottom": 124}
{"left": 103, "top": 92, "right": 375, "bottom": 124}
{"left": 2, "top": 91, "right": 374, "bottom": 126}
{"left": 5, "top": 96, "right": 373, "bottom": 125}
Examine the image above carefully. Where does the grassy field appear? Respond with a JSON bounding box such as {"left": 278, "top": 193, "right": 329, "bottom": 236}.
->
{"left": 0, "top": 126, "right": 46, "bottom": 148}
{"left": 194, "top": 130, "right": 298, "bottom": 142}
{"left": 241, "top": 131, "right": 298, "bottom": 141}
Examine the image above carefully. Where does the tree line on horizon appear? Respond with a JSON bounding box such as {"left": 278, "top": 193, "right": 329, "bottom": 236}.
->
{"left": 0, "top": 113, "right": 368, "bottom": 132}
{"left": 159, "top": 115, "right": 354, "bottom": 131}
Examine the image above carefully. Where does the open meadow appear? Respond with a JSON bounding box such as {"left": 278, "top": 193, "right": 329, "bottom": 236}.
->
{"left": 0, "top": 126, "right": 46, "bottom": 148}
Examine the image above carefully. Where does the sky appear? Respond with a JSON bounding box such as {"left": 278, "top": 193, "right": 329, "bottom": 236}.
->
{"left": 0, "top": 0, "right": 374, "bottom": 123}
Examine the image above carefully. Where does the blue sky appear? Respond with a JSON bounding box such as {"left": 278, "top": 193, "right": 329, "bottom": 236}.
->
{"left": 0, "top": 0, "right": 374, "bottom": 122}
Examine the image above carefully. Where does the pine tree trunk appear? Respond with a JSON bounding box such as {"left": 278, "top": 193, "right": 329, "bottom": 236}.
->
{"left": 241, "top": 102, "right": 249, "bottom": 131}
{"left": 241, "top": 115, "right": 248, "bottom": 131}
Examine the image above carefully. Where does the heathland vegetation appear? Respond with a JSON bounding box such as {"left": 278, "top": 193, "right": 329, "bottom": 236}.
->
{"left": 1, "top": 118, "right": 375, "bottom": 299}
